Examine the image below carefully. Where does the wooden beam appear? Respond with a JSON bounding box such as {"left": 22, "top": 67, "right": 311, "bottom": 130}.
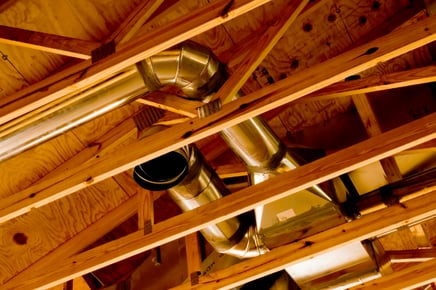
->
{"left": 352, "top": 94, "right": 403, "bottom": 183}
{"left": 137, "top": 190, "right": 154, "bottom": 233}
{"left": 386, "top": 249, "right": 436, "bottom": 263}
{"left": 350, "top": 257, "right": 436, "bottom": 290}
{"left": 0, "top": 0, "right": 272, "bottom": 125}
{"left": 210, "top": 0, "right": 307, "bottom": 105}
{"left": 0, "top": 25, "right": 101, "bottom": 59}
{"left": 136, "top": 91, "right": 202, "bottom": 118}
{"left": 108, "top": 0, "right": 165, "bottom": 45}
{"left": 1, "top": 16, "right": 435, "bottom": 224}
{"left": 304, "top": 65, "right": 436, "bottom": 101}
{"left": 185, "top": 233, "right": 202, "bottom": 284}
{"left": 2, "top": 113, "right": 435, "bottom": 290}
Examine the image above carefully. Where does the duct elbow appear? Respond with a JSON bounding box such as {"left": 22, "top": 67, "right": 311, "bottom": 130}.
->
{"left": 136, "top": 41, "right": 226, "bottom": 100}
{"left": 133, "top": 144, "right": 267, "bottom": 259}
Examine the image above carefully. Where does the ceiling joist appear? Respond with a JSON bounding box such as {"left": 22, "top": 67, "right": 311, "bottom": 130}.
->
{"left": 0, "top": 25, "right": 101, "bottom": 59}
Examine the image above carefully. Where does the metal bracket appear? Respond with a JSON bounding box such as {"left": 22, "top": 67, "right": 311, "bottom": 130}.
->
{"left": 190, "top": 271, "right": 201, "bottom": 286}
{"left": 143, "top": 219, "right": 153, "bottom": 235}
{"left": 91, "top": 40, "right": 115, "bottom": 63}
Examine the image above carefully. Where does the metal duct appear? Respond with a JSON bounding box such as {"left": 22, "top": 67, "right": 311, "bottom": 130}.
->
{"left": 132, "top": 41, "right": 334, "bottom": 259}
{"left": 0, "top": 66, "right": 147, "bottom": 162}
{"left": 136, "top": 41, "right": 333, "bottom": 201}
{"left": 133, "top": 144, "right": 267, "bottom": 258}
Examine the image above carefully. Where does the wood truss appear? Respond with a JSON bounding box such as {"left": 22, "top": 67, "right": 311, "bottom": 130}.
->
{"left": 0, "top": 0, "right": 435, "bottom": 289}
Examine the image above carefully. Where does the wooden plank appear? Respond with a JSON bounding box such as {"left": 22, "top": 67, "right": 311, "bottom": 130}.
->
{"left": 386, "top": 249, "right": 436, "bottom": 262}
{"left": 4, "top": 194, "right": 138, "bottom": 286}
{"left": 0, "top": 25, "right": 101, "bottom": 59}
{"left": 304, "top": 65, "right": 436, "bottom": 101}
{"left": 2, "top": 113, "right": 435, "bottom": 290}
{"left": 209, "top": 0, "right": 308, "bottom": 104}
{"left": 350, "top": 257, "right": 436, "bottom": 290}
{"left": 136, "top": 92, "right": 202, "bottom": 118}
{"left": 352, "top": 94, "right": 403, "bottom": 183}
{"left": 109, "top": 0, "right": 165, "bottom": 45}
{"left": 0, "top": 0, "right": 272, "bottom": 125}
{"left": 137, "top": 190, "right": 153, "bottom": 233}
{"left": 0, "top": 16, "right": 435, "bottom": 224}
{"left": 185, "top": 233, "right": 202, "bottom": 284}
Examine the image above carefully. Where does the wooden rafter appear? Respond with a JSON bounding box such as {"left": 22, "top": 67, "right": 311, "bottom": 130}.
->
{"left": 386, "top": 249, "right": 436, "bottom": 263}
{"left": 304, "top": 65, "right": 436, "bottom": 101}
{"left": 108, "top": 0, "right": 165, "bottom": 45}
{"left": 0, "top": 14, "right": 435, "bottom": 224}
{"left": 2, "top": 112, "right": 435, "bottom": 290}
{"left": 210, "top": 0, "right": 307, "bottom": 104}
{"left": 350, "top": 257, "right": 436, "bottom": 290}
{"left": 0, "top": 25, "right": 101, "bottom": 59}
{"left": 352, "top": 94, "right": 403, "bottom": 183}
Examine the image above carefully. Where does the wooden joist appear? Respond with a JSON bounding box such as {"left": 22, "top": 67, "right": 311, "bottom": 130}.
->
{"left": 0, "top": 0, "right": 272, "bottom": 125}
{"left": 350, "top": 257, "right": 436, "bottom": 290}
{"left": 386, "top": 249, "right": 436, "bottom": 263}
{"left": 352, "top": 94, "right": 403, "bottom": 183}
{"left": 210, "top": 0, "right": 307, "bottom": 104}
{"left": 0, "top": 25, "right": 101, "bottom": 59}
{"left": 185, "top": 233, "right": 202, "bottom": 285}
{"left": 2, "top": 112, "right": 435, "bottom": 290}
{"left": 108, "top": 0, "right": 165, "bottom": 45}
{"left": 1, "top": 14, "right": 435, "bottom": 224}
{"left": 136, "top": 92, "right": 202, "bottom": 118}
{"left": 304, "top": 65, "right": 436, "bottom": 101}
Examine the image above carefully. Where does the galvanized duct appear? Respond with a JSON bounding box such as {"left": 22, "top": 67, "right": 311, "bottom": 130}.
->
{"left": 134, "top": 41, "right": 333, "bottom": 259}
{"left": 133, "top": 145, "right": 267, "bottom": 258}
{"left": 0, "top": 66, "right": 147, "bottom": 162}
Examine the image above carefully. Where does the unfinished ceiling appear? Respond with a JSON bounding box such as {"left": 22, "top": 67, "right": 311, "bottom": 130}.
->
{"left": 0, "top": 0, "right": 435, "bottom": 289}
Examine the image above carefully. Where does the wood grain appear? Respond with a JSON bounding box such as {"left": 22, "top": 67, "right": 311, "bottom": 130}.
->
{"left": 0, "top": 178, "right": 130, "bottom": 284}
{"left": 350, "top": 257, "right": 436, "bottom": 290}
{"left": 5, "top": 194, "right": 138, "bottom": 286}
{"left": 1, "top": 16, "right": 435, "bottom": 224}
{"left": 0, "top": 25, "right": 101, "bottom": 59}
{"left": 2, "top": 112, "right": 435, "bottom": 290}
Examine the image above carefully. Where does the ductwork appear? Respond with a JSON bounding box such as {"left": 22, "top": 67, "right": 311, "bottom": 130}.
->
{"left": 133, "top": 144, "right": 267, "bottom": 258}
{"left": 0, "top": 66, "right": 148, "bottom": 162}
{"left": 133, "top": 41, "right": 333, "bottom": 259}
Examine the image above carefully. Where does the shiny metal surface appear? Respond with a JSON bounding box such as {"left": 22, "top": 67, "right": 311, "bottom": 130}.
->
{"left": 135, "top": 144, "right": 266, "bottom": 257}
{"left": 221, "top": 116, "right": 332, "bottom": 202}
{"left": 0, "top": 67, "right": 146, "bottom": 162}
{"left": 136, "top": 41, "right": 223, "bottom": 100}
{"left": 221, "top": 117, "right": 283, "bottom": 171}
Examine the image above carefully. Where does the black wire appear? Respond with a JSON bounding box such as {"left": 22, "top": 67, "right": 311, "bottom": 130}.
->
{"left": 0, "top": 50, "right": 30, "bottom": 84}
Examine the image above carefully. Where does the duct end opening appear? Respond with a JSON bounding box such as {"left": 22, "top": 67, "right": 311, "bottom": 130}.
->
{"left": 133, "top": 151, "right": 189, "bottom": 191}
